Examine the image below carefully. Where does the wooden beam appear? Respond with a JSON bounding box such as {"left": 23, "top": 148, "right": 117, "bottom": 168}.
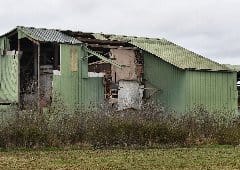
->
{"left": 37, "top": 43, "right": 40, "bottom": 109}
{"left": 84, "top": 47, "right": 123, "bottom": 69}
{"left": 54, "top": 44, "right": 59, "bottom": 70}
{"left": 17, "top": 39, "right": 20, "bottom": 106}
{"left": 76, "top": 38, "right": 128, "bottom": 45}
{"left": 88, "top": 44, "right": 138, "bottom": 50}
{"left": 33, "top": 43, "right": 38, "bottom": 79}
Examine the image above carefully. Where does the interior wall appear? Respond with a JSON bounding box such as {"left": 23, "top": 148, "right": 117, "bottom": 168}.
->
{"left": 110, "top": 49, "right": 138, "bottom": 82}
{"left": 39, "top": 43, "right": 60, "bottom": 107}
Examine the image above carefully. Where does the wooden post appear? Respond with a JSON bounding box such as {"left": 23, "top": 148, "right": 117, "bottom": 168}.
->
{"left": 17, "top": 39, "right": 21, "bottom": 107}
{"left": 37, "top": 43, "right": 40, "bottom": 109}
{"left": 54, "top": 44, "right": 59, "bottom": 70}
{"left": 33, "top": 43, "right": 38, "bottom": 79}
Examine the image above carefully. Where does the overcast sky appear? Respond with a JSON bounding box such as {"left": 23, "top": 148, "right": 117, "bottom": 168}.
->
{"left": 0, "top": 0, "right": 239, "bottom": 64}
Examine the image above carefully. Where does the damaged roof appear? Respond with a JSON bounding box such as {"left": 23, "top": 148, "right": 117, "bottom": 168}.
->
{"left": 224, "top": 64, "right": 240, "bottom": 72}
{"left": 1, "top": 26, "right": 81, "bottom": 44}
{"left": 92, "top": 34, "right": 230, "bottom": 71}
{"left": 0, "top": 26, "right": 231, "bottom": 71}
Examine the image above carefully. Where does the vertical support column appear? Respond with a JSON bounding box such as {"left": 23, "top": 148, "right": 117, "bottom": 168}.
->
{"left": 37, "top": 43, "right": 40, "bottom": 109}
{"left": 54, "top": 44, "right": 59, "bottom": 70}
{"left": 33, "top": 43, "right": 38, "bottom": 80}
{"left": 17, "top": 39, "right": 21, "bottom": 106}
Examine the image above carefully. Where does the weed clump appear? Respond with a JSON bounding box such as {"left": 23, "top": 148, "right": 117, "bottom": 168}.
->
{"left": 0, "top": 103, "right": 238, "bottom": 149}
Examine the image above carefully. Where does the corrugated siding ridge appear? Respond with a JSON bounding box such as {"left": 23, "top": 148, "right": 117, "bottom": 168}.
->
{"left": 130, "top": 41, "right": 182, "bottom": 69}
{"left": 162, "top": 39, "right": 230, "bottom": 71}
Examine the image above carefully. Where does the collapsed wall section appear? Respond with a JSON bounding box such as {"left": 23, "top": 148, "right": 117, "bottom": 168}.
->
{"left": 87, "top": 47, "right": 144, "bottom": 110}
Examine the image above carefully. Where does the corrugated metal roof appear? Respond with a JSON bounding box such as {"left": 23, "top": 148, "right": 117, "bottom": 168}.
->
{"left": 224, "top": 64, "right": 240, "bottom": 72}
{"left": 17, "top": 26, "right": 81, "bottom": 44}
{"left": 92, "top": 33, "right": 108, "bottom": 40}
{"left": 93, "top": 34, "right": 230, "bottom": 71}
{"left": 0, "top": 27, "right": 233, "bottom": 71}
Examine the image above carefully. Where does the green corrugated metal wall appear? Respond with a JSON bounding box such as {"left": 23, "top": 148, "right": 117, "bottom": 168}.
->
{"left": 144, "top": 51, "right": 186, "bottom": 112}
{"left": 185, "top": 71, "right": 237, "bottom": 112}
{"left": 52, "top": 44, "right": 104, "bottom": 110}
{"left": 0, "top": 37, "right": 19, "bottom": 104}
{"left": 144, "top": 51, "right": 237, "bottom": 113}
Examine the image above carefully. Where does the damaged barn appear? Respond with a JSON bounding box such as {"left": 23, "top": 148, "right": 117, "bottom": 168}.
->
{"left": 0, "top": 26, "right": 238, "bottom": 113}
{"left": 0, "top": 27, "right": 145, "bottom": 111}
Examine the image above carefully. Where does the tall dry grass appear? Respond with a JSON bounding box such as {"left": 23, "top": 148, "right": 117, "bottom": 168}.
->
{"left": 0, "top": 102, "right": 238, "bottom": 149}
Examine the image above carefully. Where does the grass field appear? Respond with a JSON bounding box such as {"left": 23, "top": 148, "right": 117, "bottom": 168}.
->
{"left": 0, "top": 146, "right": 240, "bottom": 169}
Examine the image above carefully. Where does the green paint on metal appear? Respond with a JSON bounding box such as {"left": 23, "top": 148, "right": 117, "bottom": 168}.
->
{"left": 0, "top": 38, "right": 19, "bottom": 104}
{"left": 144, "top": 51, "right": 186, "bottom": 112}
{"left": 52, "top": 44, "right": 104, "bottom": 110}
{"left": 0, "top": 27, "right": 237, "bottom": 113}
{"left": 185, "top": 71, "right": 237, "bottom": 112}
{"left": 17, "top": 29, "right": 28, "bottom": 39}
{"left": 81, "top": 49, "right": 88, "bottom": 79}
{"left": 144, "top": 52, "right": 237, "bottom": 113}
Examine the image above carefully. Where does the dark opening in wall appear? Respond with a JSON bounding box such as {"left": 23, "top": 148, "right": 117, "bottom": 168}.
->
{"left": 40, "top": 43, "right": 60, "bottom": 70}
{"left": 8, "top": 33, "right": 18, "bottom": 51}
{"left": 19, "top": 38, "right": 36, "bottom": 107}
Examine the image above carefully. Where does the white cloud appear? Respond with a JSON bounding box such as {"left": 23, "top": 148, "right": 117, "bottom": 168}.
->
{"left": 0, "top": 0, "right": 239, "bottom": 64}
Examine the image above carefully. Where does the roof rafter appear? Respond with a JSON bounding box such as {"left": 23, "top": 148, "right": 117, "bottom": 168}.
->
{"left": 84, "top": 47, "right": 123, "bottom": 69}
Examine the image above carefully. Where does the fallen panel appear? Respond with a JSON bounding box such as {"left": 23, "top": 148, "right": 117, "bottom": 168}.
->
{"left": 118, "top": 80, "right": 144, "bottom": 110}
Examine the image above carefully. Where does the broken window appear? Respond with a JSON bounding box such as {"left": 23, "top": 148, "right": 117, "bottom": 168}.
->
{"left": 40, "top": 43, "right": 60, "bottom": 70}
